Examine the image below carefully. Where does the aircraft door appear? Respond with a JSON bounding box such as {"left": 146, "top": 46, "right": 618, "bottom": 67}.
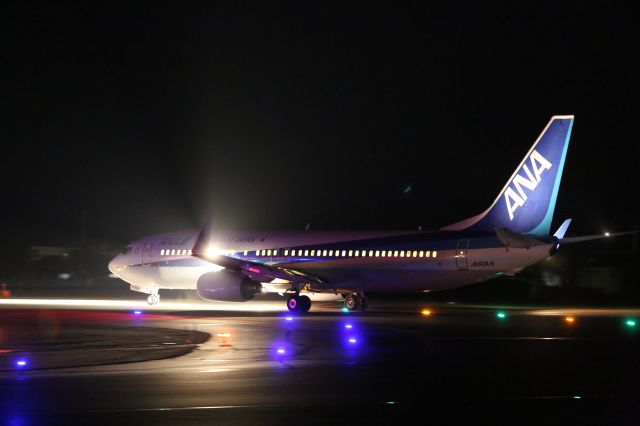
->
{"left": 142, "top": 243, "right": 152, "bottom": 266}
{"left": 456, "top": 239, "right": 469, "bottom": 270}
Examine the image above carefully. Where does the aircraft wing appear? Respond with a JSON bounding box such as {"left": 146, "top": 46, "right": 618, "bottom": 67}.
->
{"left": 197, "top": 252, "right": 325, "bottom": 285}
{"left": 191, "top": 221, "right": 325, "bottom": 285}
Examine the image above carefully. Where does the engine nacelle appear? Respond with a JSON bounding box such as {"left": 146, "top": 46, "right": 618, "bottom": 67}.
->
{"left": 196, "top": 270, "right": 262, "bottom": 302}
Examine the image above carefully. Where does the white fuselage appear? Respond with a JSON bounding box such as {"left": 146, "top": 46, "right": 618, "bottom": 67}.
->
{"left": 108, "top": 229, "right": 553, "bottom": 295}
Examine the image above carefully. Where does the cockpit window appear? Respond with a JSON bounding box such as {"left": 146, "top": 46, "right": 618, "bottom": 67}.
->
{"left": 122, "top": 246, "right": 133, "bottom": 255}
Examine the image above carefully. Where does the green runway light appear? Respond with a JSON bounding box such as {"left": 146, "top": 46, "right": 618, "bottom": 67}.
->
{"left": 496, "top": 312, "right": 507, "bottom": 319}
{"left": 625, "top": 319, "right": 636, "bottom": 327}
{"left": 342, "top": 307, "right": 349, "bottom": 313}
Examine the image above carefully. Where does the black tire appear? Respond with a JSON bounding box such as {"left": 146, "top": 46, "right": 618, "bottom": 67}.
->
{"left": 299, "top": 295, "right": 312, "bottom": 312}
{"left": 344, "top": 295, "right": 359, "bottom": 310}
{"left": 287, "top": 295, "right": 299, "bottom": 312}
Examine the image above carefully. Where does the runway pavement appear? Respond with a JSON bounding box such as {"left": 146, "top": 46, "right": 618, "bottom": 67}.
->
{"left": 1, "top": 297, "right": 639, "bottom": 425}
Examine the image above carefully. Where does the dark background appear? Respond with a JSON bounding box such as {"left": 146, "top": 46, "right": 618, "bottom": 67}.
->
{"left": 1, "top": 2, "right": 638, "bottom": 301}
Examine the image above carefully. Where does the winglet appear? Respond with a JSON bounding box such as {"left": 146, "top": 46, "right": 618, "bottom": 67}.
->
{"left": 553, "top": 218, "right": 572, "bottom": 239}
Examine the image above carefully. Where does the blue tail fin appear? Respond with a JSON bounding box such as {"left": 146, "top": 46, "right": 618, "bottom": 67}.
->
{"left": 442, "top": 115, "right": 574, "bottom": 235}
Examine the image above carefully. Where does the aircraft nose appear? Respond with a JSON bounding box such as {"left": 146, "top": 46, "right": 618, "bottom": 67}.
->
{"left": 108, "top": 256, "right": 120, "bottom": 275}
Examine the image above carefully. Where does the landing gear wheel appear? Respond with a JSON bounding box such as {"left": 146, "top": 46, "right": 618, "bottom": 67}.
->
{"left": 344, "top": 294, "right": 361, "bottom": 310}
{"left": 286, "top": 295, "right": 312, "bottom": 313}
{"left": 344, "top": 293, "right": 366, "bottom": 311}
{"left": 147, "top": 294, "right": 160, "bottom": 305}
{"left": 287, "top": 295, "right": 299, "bottom": 312}
{"left": 299, "top": 295, "right": 312, "bottom": 312}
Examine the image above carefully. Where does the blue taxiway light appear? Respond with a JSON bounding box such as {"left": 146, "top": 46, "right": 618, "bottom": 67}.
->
{"left": 16, "top": 359, "right": 28, "bottom": 368}
{"left": 344, "top": 324, "right": 353, "bottom": 329}
{"left": 285, "top": 316, "right": 293, "bottom": 321}
{"left": 277, "top": 348, "right": 286, "bottom": 354}
{"left": 133, "top": 310, "right": 142, "bottom": 315}
{"left": 348, "top": 338, "right": 357, "bottom": 344}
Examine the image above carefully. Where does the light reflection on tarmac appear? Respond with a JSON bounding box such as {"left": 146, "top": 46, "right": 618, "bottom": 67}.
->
{"left": 1, "top": 297, "right": 639, "bottom": 425}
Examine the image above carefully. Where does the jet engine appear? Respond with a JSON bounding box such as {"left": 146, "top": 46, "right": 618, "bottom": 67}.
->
{"left": 196, "top": 270, "right": 262, "bottom": 302}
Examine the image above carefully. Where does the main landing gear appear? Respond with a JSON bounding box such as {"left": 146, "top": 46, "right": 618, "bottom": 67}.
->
{"left": 343, "top": 292, "right": 367, "bottom": 311}
{"left": 286, "top": 294, "right": 312, "bottom": 313}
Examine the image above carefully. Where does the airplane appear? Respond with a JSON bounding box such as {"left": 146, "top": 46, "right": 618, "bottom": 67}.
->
{"left": 107, "top": 115, "right": 625, "bottom": 312}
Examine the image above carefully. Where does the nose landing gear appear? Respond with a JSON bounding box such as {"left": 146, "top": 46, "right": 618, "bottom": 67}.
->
{"left": 147, "top": 293, "right": 160, "bottom": 305}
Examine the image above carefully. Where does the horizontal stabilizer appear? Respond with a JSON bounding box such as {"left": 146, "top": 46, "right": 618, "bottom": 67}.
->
{"left": 495, "top": 228, "right": 546, "bottom": 249}
{"left": 559, "top": 230, "right": 638, "bottom": 244}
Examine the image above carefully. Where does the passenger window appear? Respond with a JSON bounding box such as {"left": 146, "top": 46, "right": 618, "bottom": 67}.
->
{"left": 433, "top": 251, "right": 438, "bottom": 258}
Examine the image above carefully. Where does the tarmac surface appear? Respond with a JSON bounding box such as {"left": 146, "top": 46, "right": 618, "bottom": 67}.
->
{"left": 1, "top": 296, "right": 639, "bottom": 425}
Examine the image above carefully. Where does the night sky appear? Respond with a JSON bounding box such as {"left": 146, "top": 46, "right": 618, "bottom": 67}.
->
{"left": 3, "top": 3, "right": 639, "bottom": 246}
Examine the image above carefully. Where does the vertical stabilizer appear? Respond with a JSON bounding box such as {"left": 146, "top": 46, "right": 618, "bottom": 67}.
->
{"left": 442, "top": 115, "right": 574, "bottom": 235}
